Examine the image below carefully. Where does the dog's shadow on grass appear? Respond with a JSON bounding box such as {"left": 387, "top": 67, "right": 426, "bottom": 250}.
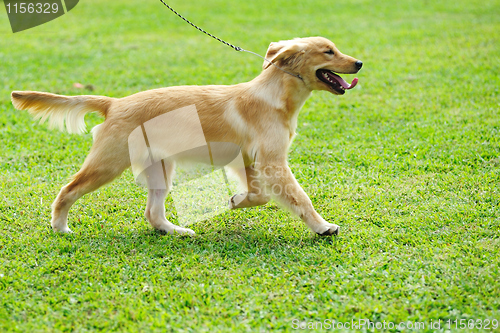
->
{"left": 68, "top": 220, "right": 341, "bottom": 263}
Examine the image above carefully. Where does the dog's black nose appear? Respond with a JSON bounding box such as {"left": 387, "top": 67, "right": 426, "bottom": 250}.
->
{"left": 355, "top": 60, "right": 363, "bottom": 70}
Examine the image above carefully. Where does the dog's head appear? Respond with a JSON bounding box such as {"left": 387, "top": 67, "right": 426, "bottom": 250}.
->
{"left": 263, "top": 37, "right": 362, "bottom": 95}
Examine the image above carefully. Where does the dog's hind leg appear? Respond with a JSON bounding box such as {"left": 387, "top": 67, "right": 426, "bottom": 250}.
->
{"left": 144, "top": 160, "right": 195, "bottom": 236}
{"left": 51, "top": 139, "right": 130, "bottom": 233}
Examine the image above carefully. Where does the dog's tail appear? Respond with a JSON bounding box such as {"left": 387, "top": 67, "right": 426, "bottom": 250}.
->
{"left": 11, "top": 91, "right": 115, "bottom": 134}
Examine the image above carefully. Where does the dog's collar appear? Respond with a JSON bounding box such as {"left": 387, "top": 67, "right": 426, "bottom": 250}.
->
{"left": 242, "top": 49, "right": 303, "bottom": 82}
{"left": 268, "top": 62, "right": 304, "bottom": 82}
{"left": 286, "top": 71, "right": 304, "bottom": 81}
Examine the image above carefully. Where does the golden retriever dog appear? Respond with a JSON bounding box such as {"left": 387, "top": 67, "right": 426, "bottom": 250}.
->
{"left": 11, "top": 37, "right": 362, "bottom": 236}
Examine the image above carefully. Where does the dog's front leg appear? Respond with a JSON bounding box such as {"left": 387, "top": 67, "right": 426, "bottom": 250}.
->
{"left": 229, "top": 165, "right": 271, "bottom": 209}
{"left": 257, "top": 160, "right": 339, "bottom": 236}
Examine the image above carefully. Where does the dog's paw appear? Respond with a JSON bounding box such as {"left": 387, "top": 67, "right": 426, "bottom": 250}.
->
{"left": 228, "top": 193, "right": 245, "bottom": 209}
{"left": 173, "top": 226, "right": 196, "bottom": 236}
{"left": 316, "top": 223, "right": 339, "bottom": 236}
{"left": 51, "top": 217, "right": 72, "bottom": 233}
{"left": 53, "top": 226, "right": 73, "bottom": 234}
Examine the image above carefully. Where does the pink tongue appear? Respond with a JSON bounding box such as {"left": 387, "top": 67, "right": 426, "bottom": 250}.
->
{"left": 347, "top": 77, "right": 358, "bottom": 89}
{"left": 331, "top": 72, "right": 358, "bottom": 89}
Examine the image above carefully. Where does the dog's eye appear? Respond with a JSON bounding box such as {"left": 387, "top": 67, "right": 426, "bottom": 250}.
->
{"left": 325, "top": 50, "right": 335, "bottom": 55}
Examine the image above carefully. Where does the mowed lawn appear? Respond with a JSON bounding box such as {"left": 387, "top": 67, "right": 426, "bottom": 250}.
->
{"left": 0, "top": 0, "right": 499, "bottom": 331}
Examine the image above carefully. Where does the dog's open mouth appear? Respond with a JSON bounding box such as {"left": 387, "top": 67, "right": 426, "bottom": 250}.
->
{"left": 316, "top": 69, "right": 358, "bottom": 94}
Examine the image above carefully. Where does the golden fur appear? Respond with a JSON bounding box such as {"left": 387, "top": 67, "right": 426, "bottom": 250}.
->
{"left": 11, "top": 37, "right": 362, "bottom": 236}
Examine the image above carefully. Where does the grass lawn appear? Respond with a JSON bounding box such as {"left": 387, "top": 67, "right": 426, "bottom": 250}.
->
{"left": 0, "top": 0, "right": 499, "bottom": 331}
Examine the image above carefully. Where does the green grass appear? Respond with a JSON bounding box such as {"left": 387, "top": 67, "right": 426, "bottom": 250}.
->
{"left": 1, "top": 0, "right": 499, "bottom": 331}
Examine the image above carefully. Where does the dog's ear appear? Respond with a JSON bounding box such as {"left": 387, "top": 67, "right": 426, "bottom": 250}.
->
{"left": 263, "top": 41, "right": 304, "bottom": 70}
